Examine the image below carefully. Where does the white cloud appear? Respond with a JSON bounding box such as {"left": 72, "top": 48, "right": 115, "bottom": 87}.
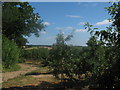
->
{"left": 66, "top": 15, "right": 82, "bottom": 18}
{"left": 75, "top": 29, "right": 87, "bottom": 32}
{"left": 78, "top": 22, "right": 86, "bottom": 25}
{"left": 43, "top": 22, "right": 51, "bottom": 26}
{"left": 55, "top": 27, "right": 87, "bottom": 32}
{"left": 55, "top": 27, "right": 63, "bottom": 30}
{"left": 65, "top": 27, "right": 74, "bottom": 30}
{"left": 62, "top": 32, "right": 65, "bottom": 34}
{"left": 95, "top": 19, "right": 112, "bottom": 26}
{"left": 55, "top": 27, "right": 74, "bottom": 31}
{"left": 41, "top": 31, "right": 46, "bottom": 34}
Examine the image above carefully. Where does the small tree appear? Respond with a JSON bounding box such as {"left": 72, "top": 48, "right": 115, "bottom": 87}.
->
{"left": 2, "top": 36, "right": 20, "bottom": 69}
{"left": 48, "top": 31, "right": 92, "bottom": 82}
{"left": 48, "top": 32, "right": 75, "bottom": 78}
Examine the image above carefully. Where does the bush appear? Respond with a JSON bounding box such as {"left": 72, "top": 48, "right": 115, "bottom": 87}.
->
{"left": 2, "top": 36, "right": 20, "bottom": 69}
{"left": 46, "top": 32, "right": 92, "bottom": 80}
{"left": 22, "top": 48, "right": 49, "bottom": 64}
{"left": 47, "top": 44, "right": 91, "bottom": 80}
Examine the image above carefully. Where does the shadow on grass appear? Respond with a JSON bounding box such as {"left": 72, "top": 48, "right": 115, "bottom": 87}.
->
{"left": 2, "top": 79, "right": 88, "bottom": 90}
{"left": 25, "top": 71, "right": 53, "bottom": 75}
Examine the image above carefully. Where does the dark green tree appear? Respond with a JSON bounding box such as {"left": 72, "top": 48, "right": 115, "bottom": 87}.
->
{"left": 2, "top": 2, "right": 45, "bottom": 46}
{"left": 48, "top": 32, "right": 74, "bottom": 79}
{"left": 84, "top": 1, "right": 120, "bottom": 88}
{"left": 47, "top": 31, "right": 92, "bottom": 82}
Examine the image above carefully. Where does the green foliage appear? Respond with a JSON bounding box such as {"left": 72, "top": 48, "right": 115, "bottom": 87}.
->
{"left": 2, "top": 64, "right": 21, "bottom": 73}
{"left": 2, "top": 2, "right": 45, "bottom": 46}
{"left": 48, "top": 45, "right": 91, "bottom": 80}
{"left": 22, "top": 48, "right": 49, "bottom": 62}
{"left": 2, "top": 1, "right": 119, "bottom": 88}
{"left": 2, "top": 36, "right": 20, "bottom": 70}
{"left": 84, "top": 2, "right": 120, "bottom": 88}
{"left": 47, "top": 32, "right": 92, "bottom": 81}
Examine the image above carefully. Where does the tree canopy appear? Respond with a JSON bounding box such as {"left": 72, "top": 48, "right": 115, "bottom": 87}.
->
{"left": 2, "top": 2, "right": 45, "bottom": 46}
{"left": 84, "top": 1, "right": 120, "bottom": 88}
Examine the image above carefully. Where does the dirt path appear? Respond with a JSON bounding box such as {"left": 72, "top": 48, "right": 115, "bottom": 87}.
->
{"left": 2, "top": 63, "right": 39, "bottom": 82}
{"left": 2, "top": 63, "right": 89, "bottom": 90}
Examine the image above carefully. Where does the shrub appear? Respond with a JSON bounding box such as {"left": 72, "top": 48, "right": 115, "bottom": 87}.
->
{"left": 48, "top": 44, "right": 91, "bottom": 79}
{"left": 2, "top": 36, "right": 20, "bottom": 69}
{"left": 22, "top": 48, "right": 49, "bottom": 64}
{"left": 46, "top": 32, "right": 92, "bottom": 80}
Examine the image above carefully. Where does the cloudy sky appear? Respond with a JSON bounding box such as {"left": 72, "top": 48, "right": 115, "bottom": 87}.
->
{"left": 24, "top": 2, "right": 112, "bottom": 46}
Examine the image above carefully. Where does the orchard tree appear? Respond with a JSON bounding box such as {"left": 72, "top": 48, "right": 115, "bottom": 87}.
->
{"left": 105, "top": 1, "right": 120, "bottom": 88}
{"left": 48, "top": 31, "right": 92, "bottom": 81}
{"left": 2, "top": 2, "right": 45, "bottom": 46}
{"left": 48, "top": 32, "right": 74, "bottom": 79}
{"left": 84, "top": 1, "right": 120, "bottom": 88}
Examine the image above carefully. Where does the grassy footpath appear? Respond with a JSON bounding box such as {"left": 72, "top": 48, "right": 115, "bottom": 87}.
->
{"left": 2, "top": 60, "right": 88, "bottom": 89}
{"left": 2, "top": 66, "right": 60, "bottom": 88}
{"left": 2, "top": 75, "right": 40, "bottom": 88}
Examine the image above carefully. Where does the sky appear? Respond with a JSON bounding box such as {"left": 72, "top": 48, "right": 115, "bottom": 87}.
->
{"left": 25, "top": 2, "right": 112, "bottom": 46}
{"left": 20, "top": 0, "right": 117, "bottom": 2}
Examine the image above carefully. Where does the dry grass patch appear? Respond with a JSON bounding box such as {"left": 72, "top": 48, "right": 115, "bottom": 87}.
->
{"left": 2, "top": 75, "right": 41, "bottom": 88}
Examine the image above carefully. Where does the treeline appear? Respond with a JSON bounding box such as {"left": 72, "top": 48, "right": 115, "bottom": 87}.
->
{"left": 25, "top": 45, "right": 52, "bottom": 48}
{"left": 23, "top": 45, "right": 84, "bottom": 48}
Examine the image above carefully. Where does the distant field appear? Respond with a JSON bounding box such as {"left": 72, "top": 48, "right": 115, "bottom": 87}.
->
{"left": 23, "top": 45, "right": 85, "bottom": 50}
{"left": 23, "top": 45, "right": 52, "bottom": 50}
{"left": 25, "top": 47, "right": 52, "bottom": 50}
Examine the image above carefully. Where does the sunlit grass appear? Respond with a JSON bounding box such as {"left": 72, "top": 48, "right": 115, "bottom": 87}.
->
{"left": 2, "top": 75, "right": 40, "bottom": 88}
{"left": 2, "top": 66, "right": 60, "bottom": 88}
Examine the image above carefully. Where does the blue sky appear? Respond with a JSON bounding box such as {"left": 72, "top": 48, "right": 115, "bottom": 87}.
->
{"left": 21, "top": 0, "right": 116, "bottom": 2}
{"left": 25, "top": 2, "right": 112, "bottom": 46}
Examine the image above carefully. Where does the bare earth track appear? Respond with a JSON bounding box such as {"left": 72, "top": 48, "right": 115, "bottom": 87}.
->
{"left": 2, "top": 63, "right": 39, "bottom": 82}
{"left": 2, "top": 63, "right": 89, "bottom": 90}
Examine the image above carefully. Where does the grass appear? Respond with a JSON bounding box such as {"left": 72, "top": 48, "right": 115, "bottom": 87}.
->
{"left": 2, "top": 66, "right": 60, "bottom": 88}
{"left": 2, "top": 75, "right": 41, "bottom": 88}
{"left": 2, "top": 74, "right": 85, "bottom": 89}
{"left": 2, "top": 75, "right": 80, "bottom": 89}
{"left": 2, "top": 64, "right": 21, "bottom": 73}
{"left": 3, "top": 60, "right": 81, "bottom": 89}
{"left": 25, "top": 66, "right": 50, "bottom": 75}
{"left": 25, "top": 59, "right": 42, "bottom": 65}
{"left": 2, "top": 63, "right": 86, "bottom": 89}
{"left": 0, "top": 64, "right": 2, "bottom": 72}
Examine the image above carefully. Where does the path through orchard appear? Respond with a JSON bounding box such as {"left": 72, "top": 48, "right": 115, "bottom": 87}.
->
{"left": 2, "top": 62, "right": 89, "bottom": 90}
{"left": 2, "top": 63, "right": 39, "bottom": 82}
